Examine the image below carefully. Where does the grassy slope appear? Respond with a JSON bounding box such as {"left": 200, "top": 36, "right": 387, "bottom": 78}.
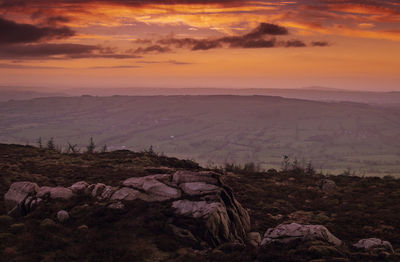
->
{"left": 1, "top": 144, "right": 400, "bottom": 261}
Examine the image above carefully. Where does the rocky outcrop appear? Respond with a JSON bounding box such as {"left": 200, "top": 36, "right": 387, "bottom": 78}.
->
{"left": 261, "top": 223, "right": 342, "bottom": 247}
{"left": 4, "top": 182, "right": 40, "bottom": 216}
{"left": 353, "top": 238, "right": 394, "bottom": 254}
{"left": 4, "top": 170, "right": 250, "bottom": 247}
{"left": 171, "top": 171, "right": 250, "bottom": 247}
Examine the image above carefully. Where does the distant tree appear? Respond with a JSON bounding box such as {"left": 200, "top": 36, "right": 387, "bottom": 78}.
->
{"left": 101, "top": 144, "right": 108, "bottom": 153}
{"left": 282, "top": 155, "right": 290, "bottom": 171}
{"left": 67, "top": 142, "right": 79, "bottom": 154}
{"left": 306, "top": 161, "right": 315, "bottom": 175}
{"left": 343, "top": 168, "right": 356, "bottom": 176}
{"left": 291, "top": 158, "right": 299, "bottom": 170}
{"left": 37, "top": 137, "right": 43, "bottom": 149}
{"left": 86, "top": 137, "right": 96, "bottom": 154}
{"left": 244, "top": 162, "right": 256, "bottom": 173}
{"left": 47, "top": 137, "right": 55, "bottom": 150}
{"left": 148, "top": 145, "right": 155, "bottom": 155}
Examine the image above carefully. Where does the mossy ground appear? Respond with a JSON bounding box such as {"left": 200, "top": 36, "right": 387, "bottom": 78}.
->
{"left": 1, "top": 144, "right": 400, "bottom": 261}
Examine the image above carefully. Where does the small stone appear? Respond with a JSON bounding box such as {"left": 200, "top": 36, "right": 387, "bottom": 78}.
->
{"left": 107, "top": 202, "right": 125, "bottom": 210}
{"left": 320, "top": 179, "right": 336, "bottom": 192}
{"left": 353, "top": 238, "right": 394, "bottom": 254}
{"left": 57, "top": 210, "right": 70, "bottom": 223}
{"left": 247, "top": 232, "right": 261, "bottom": 247}
{"left": 40, "top": 218, "right": 56, "bottom": 229}
{"left": 261, "top": 223, "right": 342, "bottom": 247}
{"left": 10, "top": 223, "right": 25, "bottom": 234}
{"left": 78, "top": 224, "right": 89, "bottom": 232}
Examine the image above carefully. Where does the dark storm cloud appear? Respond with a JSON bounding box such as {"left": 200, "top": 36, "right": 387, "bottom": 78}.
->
{"left": 0, "top": 17, "right": 75, "bottom": 44}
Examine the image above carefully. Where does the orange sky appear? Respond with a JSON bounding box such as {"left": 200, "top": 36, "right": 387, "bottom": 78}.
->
{"left": 0, "top": 0, "right": 399, "bottom": 91}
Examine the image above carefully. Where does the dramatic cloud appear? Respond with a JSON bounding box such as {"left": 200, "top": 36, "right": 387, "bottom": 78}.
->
{"left": 133, "top": 45, "right": 172, "bottom": 54}
{"left": 44, "top": 16, "right": 72, "bottom": 26}
{"left": 311, "top": 41, "right": 330, "bottom": 47}
{"left": 0, "top": 63, "right": 66, "bottom": 69}
{"left": 0, "top": 17, "right": 75, "bottom": 44}
{"left": 88, "top": 65, "right": 142, "bottom": 69}
{"left": 147, "top": 23, "right": 321, "bottom": 51}
{"left": 243, "top": 23, "right": 288, "bottom": 38}
{"left": 138, "top": 60, "right": 193, "bottom": 65}
{"left": 0, "top": 43, "right": 140, "bottom": 60}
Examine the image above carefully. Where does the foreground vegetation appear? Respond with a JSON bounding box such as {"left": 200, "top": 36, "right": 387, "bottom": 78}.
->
{"left": 1, "top": 144, "right": 400, "bottom": 261}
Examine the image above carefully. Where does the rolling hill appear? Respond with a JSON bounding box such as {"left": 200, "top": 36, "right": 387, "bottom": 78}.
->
{"left": 1, "top": 95, "right": 400, "bottom": 175}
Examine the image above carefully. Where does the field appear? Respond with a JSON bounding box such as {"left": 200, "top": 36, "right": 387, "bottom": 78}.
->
{"left": 1, "top": 95, "right": 400, "bottom": 176}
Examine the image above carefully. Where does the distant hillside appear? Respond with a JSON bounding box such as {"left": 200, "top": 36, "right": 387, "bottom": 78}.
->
{"left": 0, "top": 89, "right": 67, "bottom": 102}
{"left": 1, "top": 95, "right": 400, "bottom": 175}
{"left": 62, "top": 87, "right": 400, "bottom": 105}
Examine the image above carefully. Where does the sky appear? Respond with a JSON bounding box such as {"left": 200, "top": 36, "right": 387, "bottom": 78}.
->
{"left": 0, "top": 0, "right": 399, "bottom": 91}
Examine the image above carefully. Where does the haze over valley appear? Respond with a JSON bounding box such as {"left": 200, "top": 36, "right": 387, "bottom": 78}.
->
{"left": 1, "top": 94, "right": 400, "bottom": 176}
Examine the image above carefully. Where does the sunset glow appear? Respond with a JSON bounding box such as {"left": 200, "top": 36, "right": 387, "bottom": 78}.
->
{"left": 1, "top": 0, "right": 399, "bottom": 90}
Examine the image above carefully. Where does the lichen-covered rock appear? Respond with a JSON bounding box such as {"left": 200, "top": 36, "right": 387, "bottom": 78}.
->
{"left": 123, "top": 174, "right": 172, "bottom": 188}
{"left": 37, "top": 186, "right": 74, "bottom": 200}
{"left": 123, "top": 175, "right": 181, "bottom": 201}
{"left": 353, "top": 238, "right": 394, "bottom": 254}
{"left": 57, "top": 210, "right": 70, "bottom": 223}
{"left": 261, "top": 223, "right": 342, "bottom": 247}
{"left": 172, "top": 191, "right": 250, "bottom": 247}
{"left": 4, "top": 182, "right": 39, "bottom": 214}
{"left": 100, "top": 185, "right": 115, "bottom": 200}
{"left": 111, "top": 187, "right": 144, "bottom": 201}
{"left": 91, "top": 183, "right": 106, "bottom": 198}
{"left": 69, "top": 181, "right": 89, "bottom": 194}
{"left": 180, "top": 182, "right": 220, "bottom": 196}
